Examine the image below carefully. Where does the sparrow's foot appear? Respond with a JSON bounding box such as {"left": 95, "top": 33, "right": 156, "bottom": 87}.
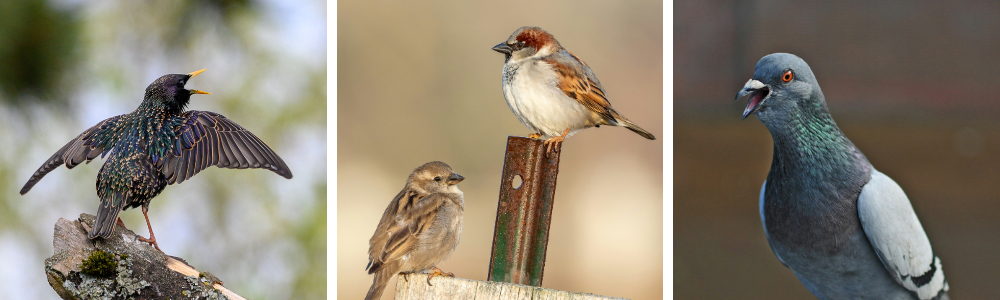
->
{"left": 542, "top": 129, "right": 570, "bottom": 156}
{"left": 399, "top": 272, "right": 409, "bottom": 283}
{"left": 426, "top": 266, "right": 454, "bottom": 286}
{"left": 528, "top": 133, "right": 543, "bottom": 139}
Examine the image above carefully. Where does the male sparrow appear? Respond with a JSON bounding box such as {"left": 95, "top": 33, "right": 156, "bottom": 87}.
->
{"left": 492, "top": 26, "right": 655, "bottom": 152}
{"left": 365, "top": 161, "right": 465, "bottom": 300}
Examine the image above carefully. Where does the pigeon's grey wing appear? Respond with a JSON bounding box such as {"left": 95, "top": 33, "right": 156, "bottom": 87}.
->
{"left": 858, "top": 169, "right": 948, "bottom": 299}
{"left": 759, "top": 180, "right": 788, "bottom": 267}
{"left": 20, "top": 115, "right": 125, "bottom": 194}
{"left": 158, "top": 110, "right": 292, "bottom": 185}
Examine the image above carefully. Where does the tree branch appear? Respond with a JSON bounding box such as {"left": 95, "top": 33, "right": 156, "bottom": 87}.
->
{"left": 44, "top": 213, "right": 245, "bottom": 300}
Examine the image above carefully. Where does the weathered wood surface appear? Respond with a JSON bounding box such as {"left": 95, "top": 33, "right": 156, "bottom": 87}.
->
{"left": 45, "top": 213, "right": 245, "bottom": 300}
{"left": 395, "top": 274, "right": 628, "bottom": 300}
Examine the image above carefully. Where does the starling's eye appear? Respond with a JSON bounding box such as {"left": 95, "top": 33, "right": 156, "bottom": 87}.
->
{"left": 434, "top": 176, "right": 441, "bottom": 182}
{"left": 782, "top": 70, "right": 793, "bottom": 82}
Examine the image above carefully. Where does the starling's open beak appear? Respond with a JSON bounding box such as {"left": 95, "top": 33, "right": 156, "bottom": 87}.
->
{"left": 447, "top": 173, "right": 465, "bottom": 185}
{"left": 492, "top": 43, "right": 512, "bottom": 54}
{"left": 186, "top": 69, "right": 211, "bottom": 95}
{"left": 188, "top": 69, "right": 207, "bottom": 77}
{"left": 736, "top": 79, "right": 769, "bottom": 120}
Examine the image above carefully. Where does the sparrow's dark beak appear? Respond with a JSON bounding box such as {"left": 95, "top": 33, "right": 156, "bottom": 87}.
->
{"left": 186, "top": 69, "right": 211, "bottom": 95}
{"left": 735, "top": 79, "right": 768, "bottom": 120}
{"left": 447, "top": 173, "right": 465, "bottom": 184}
{"left": 492, "top": 43, "right": 512, "bottom": 54}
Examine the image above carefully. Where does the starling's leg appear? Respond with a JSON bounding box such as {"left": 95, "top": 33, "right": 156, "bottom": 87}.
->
{"left": 116, "top": 217, "right": 126, "bottom": 228}
{"left": 543, "top": 129, "right": 570, "bottom": 155}
{"left": 425, "top": 266, "right": 454, "bottom": 286}
{"left": 136, "top": 205, "right": 162, "bottom": 252}
{"left": 528, "top": 133, "right": 543, "bottom": 139}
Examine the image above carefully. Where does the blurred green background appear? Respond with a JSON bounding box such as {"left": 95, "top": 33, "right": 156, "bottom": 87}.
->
{"left": 337, "top": 0, "right": 662, "bottom": 299}
{"left": 0, "top": 0, "right": 326, "bottom": 299}
{"left": 676, "top": 1, "right": 1000, "bottom": 299}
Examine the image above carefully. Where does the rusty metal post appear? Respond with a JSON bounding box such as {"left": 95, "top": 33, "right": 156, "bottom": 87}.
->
{"left": 487, "top": 136, "right": 561, "bottom": 286}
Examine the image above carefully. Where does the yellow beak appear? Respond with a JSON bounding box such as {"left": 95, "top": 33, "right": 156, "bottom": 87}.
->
{"left": 186, "top": 69, "right": 211, "bottom": 95}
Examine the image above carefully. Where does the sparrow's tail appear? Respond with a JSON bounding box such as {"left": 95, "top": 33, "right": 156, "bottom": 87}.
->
{"left": 365, "top": 268, "right": 397, "bottom": 300}
{"left": 609, "top": 110, "right": 655, "bottom": 140}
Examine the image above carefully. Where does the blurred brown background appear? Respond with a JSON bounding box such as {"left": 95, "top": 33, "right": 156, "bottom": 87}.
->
{"left": 676, "top": 1, "right": 1000, "bottom": 299}
{"left": 338, "top": 0, "right": 662, "bottom": 299}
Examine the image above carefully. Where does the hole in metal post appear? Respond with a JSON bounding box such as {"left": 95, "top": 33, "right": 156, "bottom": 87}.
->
{"left": 511, "top": 174, "right": 523, "bottom": 189}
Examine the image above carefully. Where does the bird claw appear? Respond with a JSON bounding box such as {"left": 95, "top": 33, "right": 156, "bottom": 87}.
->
{"left": 426, "top": 266, "right": 454, "bottom": 286}
{"left": 528, "top": 133, "right": 543, "bottom": 139}
{"left": 542, "top": 129, "right": 569, "bottom": 157}
{"left": 137, "top": 235, "right": 162, "bottom": 252}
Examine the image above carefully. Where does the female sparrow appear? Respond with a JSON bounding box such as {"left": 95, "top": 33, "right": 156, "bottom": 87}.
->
{"left": 492, "top": 26, "right": 655, "bottom": 152}
{"left": 365, "top": 161, "right": 465, "bottom": 300}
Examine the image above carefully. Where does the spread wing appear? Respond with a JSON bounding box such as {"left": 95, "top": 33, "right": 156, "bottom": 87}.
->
{"left": 157, "top": 110, "right": 292, "bottom": 184}
{"left": 367, "top": 192, "right": 452, "bottom": 274}
{"left": 20, "top": 115, "right": 125, "bottom": 195}
{"left": 541, "top": 50, "right": 616, "bottom": 121}
{"left": 858, "top": 169, "right": 948, "bottom": 299}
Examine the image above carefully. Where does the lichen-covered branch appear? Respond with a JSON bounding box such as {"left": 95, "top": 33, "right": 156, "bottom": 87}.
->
{"left": 45, "top": 214, "right": 245, "bottom": 300}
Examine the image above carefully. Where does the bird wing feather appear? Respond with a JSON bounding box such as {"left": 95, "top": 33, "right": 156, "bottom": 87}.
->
{"left": 759, "top": 180, "right": 789, "bottom": 267}
{"left": 858, "top": 169, "right": 947, "bottom": 299}
{"left": 158, "top": 111, "right": 292, "bottom": 184}
{"left": 541, "top": 50, "right": 617, "bottom": 122}
{"left": 369, "top": 193, "right": 452, "bottom": 274}
{"left": 20, "top": 115, "right": 125, "bottom": 195}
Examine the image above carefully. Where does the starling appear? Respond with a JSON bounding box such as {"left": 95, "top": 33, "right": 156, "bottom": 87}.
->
{"left": 20, "top": 69, "right": 292, "bottom": 251}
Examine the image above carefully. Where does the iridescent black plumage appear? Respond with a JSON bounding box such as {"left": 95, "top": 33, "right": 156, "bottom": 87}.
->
{"left": 20, "top": 70, "right": 292, "bottom": 250}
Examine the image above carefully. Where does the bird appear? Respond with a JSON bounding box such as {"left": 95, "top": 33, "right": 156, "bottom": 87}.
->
{"left": 736, "top": 53, "right": 948, "bottom": 299}
{"left": 492, "top": 26, "right": 655, "bottom": 153}
{"left": 20, "top": 69, "right": 292, "bottom": 251}
{"left": 365, "top": 161, "right": 465, "bottom": 300}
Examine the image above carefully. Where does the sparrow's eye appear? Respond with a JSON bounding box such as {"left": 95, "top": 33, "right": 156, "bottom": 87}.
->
{"left": 517, "top": 41, "right": 526, "bottom": 47}
{"left": 434, "top": 176, "right": 441, "bottom": 182}
{"left": 782, "top": 70, "right": 793, "bottom": 82}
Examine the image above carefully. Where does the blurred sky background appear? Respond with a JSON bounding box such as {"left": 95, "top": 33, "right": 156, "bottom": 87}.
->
{"left": 337, "top": 0, "right": 662, "bottom": 299}
{"left": 676, "top": 1, "right": 1000, "bottom": 299}
{"left": 0, "top": 0, "right": 326, "bottom": 299}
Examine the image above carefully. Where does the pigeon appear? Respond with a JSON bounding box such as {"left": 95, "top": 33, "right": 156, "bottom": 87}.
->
{"left": 736, "top": 53, "right": 949, "bottom": 300}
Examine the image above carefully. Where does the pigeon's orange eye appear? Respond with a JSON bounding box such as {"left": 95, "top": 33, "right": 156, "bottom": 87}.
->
{"left": 782, "top": 70, "right": 794, "bottom": 82}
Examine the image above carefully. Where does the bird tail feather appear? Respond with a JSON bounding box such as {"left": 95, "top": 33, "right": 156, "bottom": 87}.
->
{"left": 90, "top": 192, "right": 128, "bottom": 239}
{"left": 365, "top": 268, "right": 397, "bottom": 300}
{"left": 609, "top": 110, "right": 656, "bottom": 140}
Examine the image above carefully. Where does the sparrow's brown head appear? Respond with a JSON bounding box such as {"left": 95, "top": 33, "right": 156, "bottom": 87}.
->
{"left": 493, "top": 26, "right": 561, "bottom": 63}
{"left": 407, "top": 161, "right": 464, "bottom": 194}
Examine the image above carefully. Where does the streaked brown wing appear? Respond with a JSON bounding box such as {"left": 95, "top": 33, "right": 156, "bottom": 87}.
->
{"left": 376, "top": 193, "right": 450, "bottom": 266}
{"left": 158, "top": 111, "right": 292, "bottom": 184}
{"left": 542, "top": 51, "right": 616, "bottom": 121}
{"left": 20, "top": 115, "right": 125, "bottom": 195}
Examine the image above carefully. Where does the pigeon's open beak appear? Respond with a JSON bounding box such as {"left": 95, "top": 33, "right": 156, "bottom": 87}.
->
{"left": 186, "top": 69, "right": 211, "bottom": 95}
{"left": 447, "top": 173, "right": 465, "bottom": 185}
{"left": 736, "top": 79, "right": 769, "bottom": 120}
{"left": 492, "top": 43, "right": 512, "bottom": 54}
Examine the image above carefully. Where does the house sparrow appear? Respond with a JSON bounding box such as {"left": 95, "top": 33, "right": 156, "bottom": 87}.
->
{"left": 492, "top": 26, "right": 655, "bottom": 153}
{"left": 365, "top": 161, "right": 465, "bottom": 300}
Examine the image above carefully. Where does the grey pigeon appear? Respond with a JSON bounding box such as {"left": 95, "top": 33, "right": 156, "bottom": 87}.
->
{"left": 736, "top": 53, "right": 949, "bottom": 300}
